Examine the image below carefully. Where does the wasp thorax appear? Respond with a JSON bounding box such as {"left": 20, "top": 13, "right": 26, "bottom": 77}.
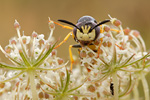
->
{"left": 76, "top": 25, "right": 95, "bottom": 41}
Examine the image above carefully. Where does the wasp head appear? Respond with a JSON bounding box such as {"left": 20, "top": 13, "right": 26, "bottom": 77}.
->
{"left": 58, "top": 16, "right": 110, "bottom": 46}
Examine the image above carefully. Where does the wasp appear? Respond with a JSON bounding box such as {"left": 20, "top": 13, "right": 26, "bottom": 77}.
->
{"left": 53, "top": 16, "right": 110, "bottom": 70}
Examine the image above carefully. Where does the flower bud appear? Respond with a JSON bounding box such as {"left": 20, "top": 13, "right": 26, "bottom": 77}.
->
{"left": 59, "top": 71, "right": 65, "bottom": 78}
{"left": 73, "top": 96, "right": 78, "bottom": 100}
{"left": 98, "top": 48, "right": 103, "bottom": 54}
{"left": 58, "top": 58, "right": 64, "bottom": 65}
{"left": 51, "top": 50, "right": 57, "bottom": 56}
{"left": 103, "top": 42, "right": 107, "bottom": 47}
{"left": 32, "top": 31, "right": 38, "bottom": 38}
{"left": 97, "top": 92, "right": 100, "bottom": 98}
{"left": 95, "top": 83, "right": 99, "bottom": 87}
{"left": 94, "top": 39, "right": 100, "bottom": 45}
{"left": 133, "top": 30, "right": 140, "bottom": 38}
{"left": 22, "top": 38, "right": 27, "bottom": 44}
{"left": 39, "top": 39, "right": 45, "bottom": 46}
{"left": 40, "top": 81, "right": 44, "bottom": 85}
{"left": 5, "top": 46, "right": 12, "bottom": 53}
{"left": 91, "top": 59, "right": 97, "bottom": 65}
{"left": 38, "top": 92, "right": 44, "bottom": 98}
{"left": 48, "top": 17, "right": 55, "bottom": 30}
{"left": 128, "top": 35, "right": 133, "bottom": 40}
{"left": 105, "top": 33, "right": 111, "bottom": 37}
{"left": 107, "top": 41, "right": 112, "bottom": 47}
{"left": 0, "top": 92, "right": 2, "bottom": 96}
{"left": 10, "top": 40, "right": 17, "bottom": 45}
{"left": 44, "top": 93, "right": 49, "bottom": 99}
{"left": 14, "top": 20, "right": 21, "bottom": 30}
{"left": 0, "top": 83, "right": 5, "bottom": 88}
{"left": 111, "top": 18, "right": 121, "bottom": 26}
{"left": 88, "top": 52, "right": 94, "bottom": 57}
{"left": 36, "top": 83, "right": 41, "bottom": 90}
{"left": 80, "top": 50, "right": 87, "bottom": 58}
{"left": 84, "top": 62, "right": 89, "bottom": 68}
{"left": 124, "top": 28, "right": 131, "bottom": 35}
{"left": 15, "top": 82, "right": 20, "bottom": 87}
{"left": 104, "top": 25, "right": 110, "bottom": 32}
{"left": 87, "top": 85, "right": 96, "bottom": 92}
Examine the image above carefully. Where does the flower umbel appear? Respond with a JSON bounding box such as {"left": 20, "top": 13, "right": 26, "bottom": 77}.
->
{"left": 76, "top": 16, "right": 150, "bottom": 100}
{"left": 0, "top": 19, "right": 67, "bottom": 100}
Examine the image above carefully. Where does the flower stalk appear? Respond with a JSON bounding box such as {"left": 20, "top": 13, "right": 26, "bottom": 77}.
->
{"left": 141, "top": 73, "right": 149, "bottom": 100}
{"left": 133, "top": 82, "right": 139, "bottom": 100}
{"left": 28, "top": 70, "right": 38, "bottom": 100}
{"left": 112, "top": 71, "right": 119, "bottom": 100}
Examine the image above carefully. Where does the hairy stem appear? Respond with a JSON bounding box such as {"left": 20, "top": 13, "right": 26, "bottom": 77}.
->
{"left": 28, "top": 70, "right": 38, "bottom": 100}
{"left": 141, "top": 73, "right": 149, "bottom": 100}
{"left": 133, "top": 84, "right": 139, "bottom": 100}
{"left": 112, "top": 72, "right": 119, "bottom": 100}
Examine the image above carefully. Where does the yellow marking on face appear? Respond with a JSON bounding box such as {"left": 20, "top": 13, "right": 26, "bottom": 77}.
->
{"left": 81, "top": 25, "right": 91, "bottom": 34}
{"left": 76, "top": 26, "right": 96, "bottom": 41}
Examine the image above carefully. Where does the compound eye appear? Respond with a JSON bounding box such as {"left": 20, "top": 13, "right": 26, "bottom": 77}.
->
{"left": 88, "top": 28, "right": 93, "bottom": 33}
{"left": 88, "top": 30, "right": 96, "bottom": 40}
{"left": 79, "top": 28, "right": 83, "bottom": 33}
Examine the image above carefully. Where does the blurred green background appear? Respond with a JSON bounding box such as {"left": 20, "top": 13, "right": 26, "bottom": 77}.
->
{"left": 0, "top": 0, "right": 150, "bottom": 98}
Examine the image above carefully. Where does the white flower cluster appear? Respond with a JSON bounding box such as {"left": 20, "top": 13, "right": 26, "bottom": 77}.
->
{"left": 76, "top": 16, "right": 150, "bottom": 100}
{"left": 0, "top": 16, "right": 149, "bottom": 100}
{"left": 0, "top": 19, "right": 67, "bottom": 100}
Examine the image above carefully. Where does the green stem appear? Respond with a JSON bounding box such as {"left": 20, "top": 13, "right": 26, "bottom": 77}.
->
{"left": 28, "top": 70, "right": 38, "bottom": 100}
{"left": 125, "top": 52, "right": 149, "bottom": 67}
{"left": 0, "top": 63, "right": 26, "bottom": 70}
{"left": 112, "top": 72, "right": 119, "bottom": 100}
{"left": 33, "top": 43, "right": 55, "bottom": 67}
{"left": 133, "top": 84, "right": 139, "bottom": 100}
{"left": 117, "top": 54, "right": 135, "bottom": 69}
{"left": 141, "top": 73, "right": 149, "bottom": 100}
{"left": 19, "top": 51, "right": 31, "bottom": 66}
{"left": 120, "top": 94, "right": 131, "bottom": 100}
{"left": 0, "top": 71, "right": 25, "bottom": 83}
{"left": 63, "top": 69, "right": 70, "bottom": 93}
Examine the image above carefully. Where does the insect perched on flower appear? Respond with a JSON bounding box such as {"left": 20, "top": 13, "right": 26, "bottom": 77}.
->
{"left": 52, "top": 16, "right": 110, "bottom": 70}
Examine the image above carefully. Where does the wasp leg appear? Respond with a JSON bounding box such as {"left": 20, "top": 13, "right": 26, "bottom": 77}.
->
{"left": 100, "top": 25, "right": 120, "bottom": 33}
{"left": 69, "top": 44, "right": 81, "bottom": 71}
{"left": 69, "top": 45, "right": 74, "bottom": 71}
{"left": 49, "top": 19, "right": 73, "bottom": 30}
{"left": 100, "top": 26, "right": 104, "bottom": 33}
{"left": 110, "top": 29, "right": 120, "bottom": 33}
{"left": 53, "top": 21, "right": 73, "bottom": 30}
{"left": 115, "top": 44, "right": 124, "bottom": 50}
{"left": 110, "top": 29, "right": 124, "bottom": 50}
{"left": 54, "top": 32, "right": 72, "bottom": 49}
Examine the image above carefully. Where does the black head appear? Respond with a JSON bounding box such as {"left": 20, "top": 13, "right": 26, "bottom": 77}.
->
{"left": 58, "top": 16, "right": 110, "bottom": 45}
{"left": 77, "top": 16, "right": 97, "bottom": 23}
